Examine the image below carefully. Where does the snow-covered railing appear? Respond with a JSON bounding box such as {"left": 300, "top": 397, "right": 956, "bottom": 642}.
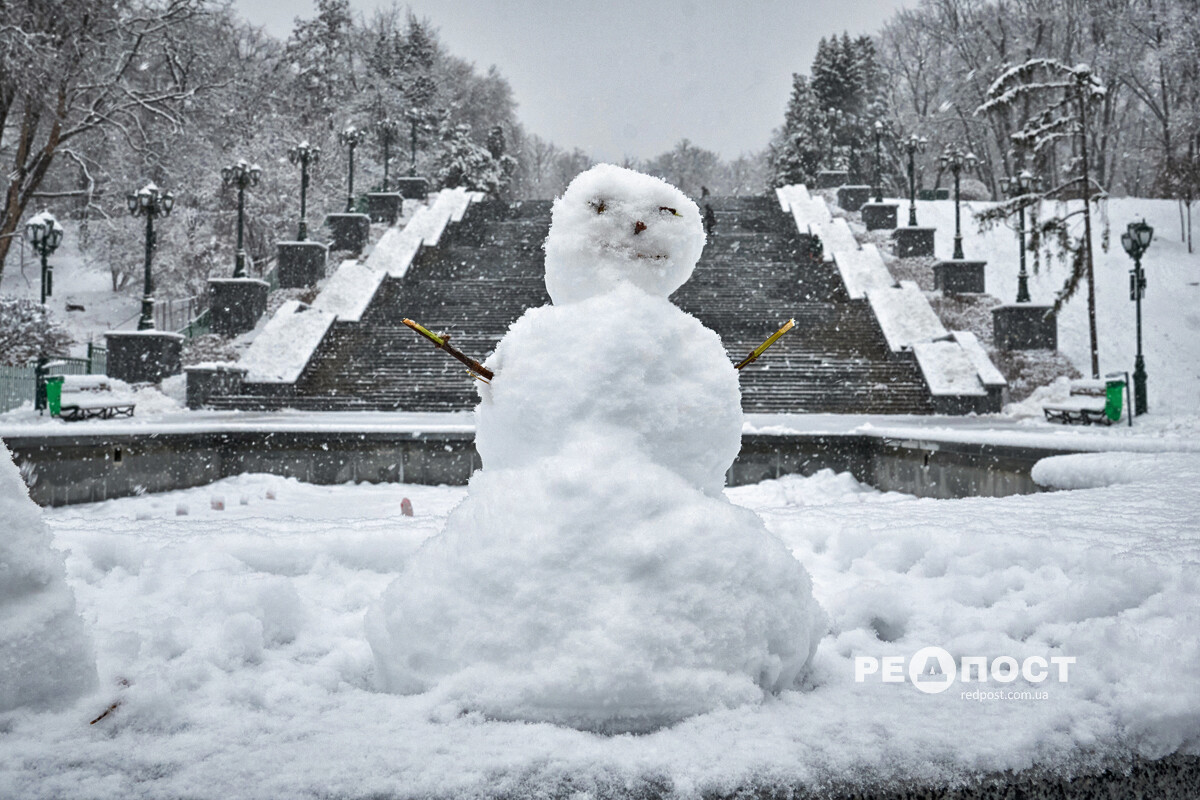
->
{"left": 912, "top": 340, "right": 988, "bottom": 397}
{"left": 831, "top": 244, "right": 893, "bottom": 299}
{"left": 777, "top": 184, "right": 1007, "bottom": 409}
{"left": 311, "top": 260, "right": 385, "bottom": 323}
{"left": 775, "top": 184, "right": 811, "bottom": 212}
{"left": 239, "top": 300, "right": 337, "bottom": 384}
{"left": 952, "top": 331, "right": 1007, "bottom": 391}
{"left": 233, "top": 188, "right": 486, "bottom": 390}
{"left": 369, "top": 187, "right": 483, "bottom": 279}
{"left": 867, "top": 281, "right": 949, "bottom": 352}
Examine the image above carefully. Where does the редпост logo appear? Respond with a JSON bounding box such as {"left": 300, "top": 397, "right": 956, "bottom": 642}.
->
{"left": 855, "top": 646, "right": 1075, "bottom": 694}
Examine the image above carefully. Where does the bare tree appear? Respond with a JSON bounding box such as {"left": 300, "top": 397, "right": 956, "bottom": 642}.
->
{"left": 0, "top": 0, "right": 209, "bottom": 280}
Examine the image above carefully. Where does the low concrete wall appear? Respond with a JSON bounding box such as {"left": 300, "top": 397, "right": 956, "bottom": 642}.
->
{"left": 6, "top": 430, "right": 479, "bottom": 507}
{"left": 3, "top": 428, "right": 1078, "bottom": 507}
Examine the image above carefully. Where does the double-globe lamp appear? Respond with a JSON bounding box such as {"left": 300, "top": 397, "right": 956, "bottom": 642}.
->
{"left": 126, "top": 184, "right": 175, "bottom": 330}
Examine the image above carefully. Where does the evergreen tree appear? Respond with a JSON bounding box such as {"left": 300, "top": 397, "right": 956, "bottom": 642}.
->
{"left": 770, "top": 74, "right": 828, "bottom": 186}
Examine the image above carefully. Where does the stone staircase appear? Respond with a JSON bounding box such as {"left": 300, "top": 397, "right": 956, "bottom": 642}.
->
{"left": 211, "top": 196, "right": 934, "bottom": 414}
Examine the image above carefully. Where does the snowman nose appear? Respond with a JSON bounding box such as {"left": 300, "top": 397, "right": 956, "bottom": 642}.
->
{"left": 634, "top": 220, "right": 647, "bottom": 235}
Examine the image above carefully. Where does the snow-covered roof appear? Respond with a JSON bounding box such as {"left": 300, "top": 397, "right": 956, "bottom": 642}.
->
{"left": 832, "top": 244, "right": 893, "bottom": 299}
{"left": 867, "top": 281, "right": 950, "bottom": 352}
{"left": 912, "top": 340, "right": 987, "bottom": 396}
{"left": 311, "top": 260, "right": 385, "bottom": 322}
{"left": 239, "top": 300, "right": 336, "bottom": 383}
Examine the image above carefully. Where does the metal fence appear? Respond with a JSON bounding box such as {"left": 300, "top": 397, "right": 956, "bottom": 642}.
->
{"left": 0, "top": 347, "right": 108, "bottom": 414}
{"left": 154, "top": 294, "right": 208, "bottom": 332}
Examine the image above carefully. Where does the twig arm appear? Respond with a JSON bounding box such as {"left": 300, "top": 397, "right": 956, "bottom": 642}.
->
{"left": 402, "top": 318, "right": 495, "bottom": 382}
{"left": 735, "top": 319, "right": 795, "bottom": 370}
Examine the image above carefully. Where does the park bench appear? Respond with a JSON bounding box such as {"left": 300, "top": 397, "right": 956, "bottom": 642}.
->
{"left": 1043, "top": 375, "right": 1127, "bottom": 426}
{"left": 49, "top": 375, "right": 136, "bottom": 422}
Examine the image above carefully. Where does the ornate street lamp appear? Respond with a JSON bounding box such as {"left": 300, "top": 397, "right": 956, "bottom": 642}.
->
{"left": 1120, "top": 219, "right": 1154, "bottom": 416}
{"left": 337, "top": 126, "right": 367, "bottom": 213}
{"left": 221, "top": 159, "right": 262, "bottom": 278}
{"left": 939, "top": 144, "right": 979, "bottom": 260}
{"left": 406, "top": 109, "right": 423, "bottom": 178}
{"left": 375, "top": 117, "right": 400, "bottom": 193}
{"left": 287, "top": 141, "right": 321, "bottom": 241}
{"left": 999, "top": 169, "right": 1041, "bottom": 303}
{"left": 872, "top": 120, "right": 886, "bottom": 203}
{"left": 24, "top": 211, "right": 64, "bottom": 305}
{"left": 902, "top": 134, "right": 928, "bottom": 226}
{"left": 125, "top": 183, "right": 175, "bottom": 330}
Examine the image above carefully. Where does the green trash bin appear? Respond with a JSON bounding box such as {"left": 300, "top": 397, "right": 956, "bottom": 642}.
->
{"left": 1104, "top": 374, "right": 1126, "bottom": 423}
{"left": 45, "top": 375, "right": 64, "bottom": 416}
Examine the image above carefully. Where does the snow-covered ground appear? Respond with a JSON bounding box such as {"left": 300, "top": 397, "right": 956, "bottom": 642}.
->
{"left": 0, "top": 232, "right": 143, "bottom": 357}
{"left": 1, "top": 461, "right": 1197, "bottom": 798}
{"left": 901, "top": 196, "right": 1200, "bottom": 416}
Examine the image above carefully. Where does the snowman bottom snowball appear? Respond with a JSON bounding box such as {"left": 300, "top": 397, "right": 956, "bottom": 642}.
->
{"left": 366, "top": 431, "right": 827, "bottom": 733}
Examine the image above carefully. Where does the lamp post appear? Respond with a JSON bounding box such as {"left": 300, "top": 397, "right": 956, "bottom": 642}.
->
{"left": 872, "top": 120, "right": 885, "bottom": 203}
{"left": 338, "top": 126, "right": 366, "bottom": 213}
{"left": 287, "top": 141, "right": 320, "bottom": 241}
{"left": 1120, "top": 219, "right": 1154, "bottom": 416}
{"left": 999, "top": 169, "right": 1040, "bottom": 303}
{"left": 24, "top": 211, "right": 64, "bottom": 306}
{"left": 939, "top": 144, "right": 978, "bottom": 260}
{"left": 221, "top": 159, "right": 261, "bottom": 278}
{"left": 903, "top": 134, "right": 928, "bottom": 226}
{"left": 125, "top": 184, "right": 175, "bottom": 330}
{"left": 406, "top": 109, "right": 422, "bottom": 177}
{"left": 375, "top": 118, "right": 399, "bottom": 192}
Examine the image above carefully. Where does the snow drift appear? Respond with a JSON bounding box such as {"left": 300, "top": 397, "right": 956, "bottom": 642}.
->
{"left": 0, "top": 443, "right": 97, "bottom": 713}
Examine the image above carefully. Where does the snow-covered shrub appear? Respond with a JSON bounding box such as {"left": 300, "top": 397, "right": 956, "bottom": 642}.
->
{"left": 0, "top": 295, "right": 73, "bottom": 366}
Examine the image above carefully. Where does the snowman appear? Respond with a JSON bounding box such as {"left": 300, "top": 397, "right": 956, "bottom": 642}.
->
{"left": 367, "top": 165, "right": 824, "bottom": 733}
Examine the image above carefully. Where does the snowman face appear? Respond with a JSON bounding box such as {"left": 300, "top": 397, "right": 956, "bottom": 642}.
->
{"left": 544, "top": 164, "right": 705, "bottom": 304}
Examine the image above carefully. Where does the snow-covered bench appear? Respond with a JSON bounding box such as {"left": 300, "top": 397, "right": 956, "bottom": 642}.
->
{"left": 1043, "top": 376, "right": 1126, "bottom": 426}
{"left": 54, "top": 375, "right": 136, "bottom": 422}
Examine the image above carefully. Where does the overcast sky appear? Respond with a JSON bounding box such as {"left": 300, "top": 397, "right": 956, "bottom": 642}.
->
{"left": 233, "top": 0, "right": 911, "bottom": 162}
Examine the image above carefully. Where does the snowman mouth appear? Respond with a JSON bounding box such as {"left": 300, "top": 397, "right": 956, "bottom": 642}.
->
{"left": 598, "top": 241, "right": 668, "bottom": 261}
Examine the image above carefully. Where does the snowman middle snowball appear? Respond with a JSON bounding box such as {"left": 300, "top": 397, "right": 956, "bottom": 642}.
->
{"left": 477, "top": 164, "right": 741, "bottom": 496}
{"left": 367, "top": 165, "right": 825, "bottom": 733}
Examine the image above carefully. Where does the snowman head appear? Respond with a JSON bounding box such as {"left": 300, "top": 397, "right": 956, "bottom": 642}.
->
{"left": 544, "top": 164, "right": 704, "bottom": 304}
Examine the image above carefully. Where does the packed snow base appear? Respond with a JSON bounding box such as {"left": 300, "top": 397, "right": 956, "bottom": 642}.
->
{"left": 1, "top": 462, "right": 1198, "bottom": 798}
{"left": 368, "top": 165, "right": 824, "bottom": 732}
{"left": 0, "top": 444, "right": 96, "bottom": 713}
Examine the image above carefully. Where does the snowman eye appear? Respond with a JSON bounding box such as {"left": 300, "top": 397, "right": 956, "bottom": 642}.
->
{"left": 634, "top": 221, "right": 647, "bottom": 235}
{"left": 589, "top": 199, "right": 607, "bottom": 214}
{"left": 659, "top": 206, "right": 680, "bottom": 216}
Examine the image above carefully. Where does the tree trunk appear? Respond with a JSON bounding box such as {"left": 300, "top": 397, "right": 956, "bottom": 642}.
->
{"left": 1079, "top": 84, "right": 1100, "bottom": 379}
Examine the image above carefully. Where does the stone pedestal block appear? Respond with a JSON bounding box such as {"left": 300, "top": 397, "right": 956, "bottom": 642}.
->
{"left": 394, "top": 177, "right": 429, "bottom": 199}
{"left": 367, "top": 192, "right": 403, "bottom": 224}
{"left": 277, "top": 241, "right": 328, "bottom": 289}
{"left": 185, "top": 364, "right": 247, "bottom": 409}
{"left": 325, "top": 213, "right": 371, "bottom": 253}
{"left": 933, "top": 260, "right": 986, "bottom": 294}
{"left": 104, "top": 331, "right": 183, "bottom": 384}
{"left": 861, "top": 202, "right": 899, "bottom": 231}
{"left": 208, "top": 278, "right": 269, "bottom": 337}
{"left": 816, "top": 170, "right": 849, "bottom": 189}
{"left": 836, "top": 185, "right": 872, "bottom": 212}
{"left": 893, "top": 226, "right": 936, "bottom": 258}
{"left": 993, "top": 304, "right": 1057, "bottom": 350}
